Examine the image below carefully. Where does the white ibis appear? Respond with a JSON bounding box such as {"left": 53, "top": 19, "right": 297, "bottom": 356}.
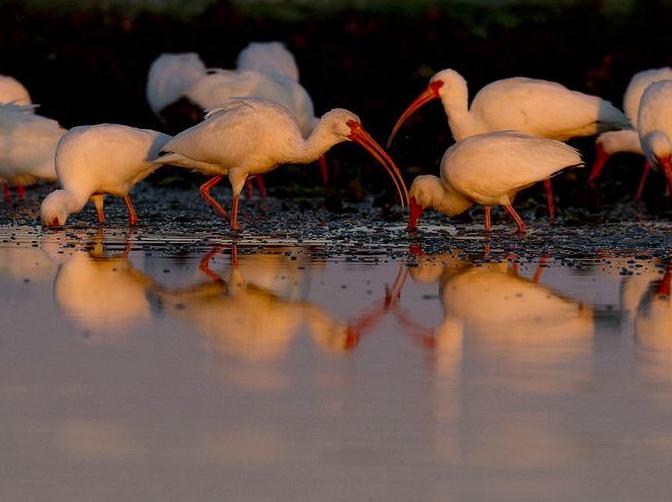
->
{"left": 153, "top": 98, "right": 408, "bottom": 231}
{"left": 407, "top": 131, "right": 583, "bottom": 234}
{"left": 588, "top": 67, "right": 672, "bottom": 198}
{"left": 146, "top": 52, "right": 207, "bottom": 121}
{"left": 41, "top": 124, "right": 171, "bottom": 227}
{"left": 389, "top": 68, "right": 628, "bottom": 221}
{"left": 0, "top": 103, "right": 65, "bottom": 201}
{"left": 0, "top": 75, "right": 31, "bottom": 105}
{"left": 236, "top": 41, "right": 300, "bottom": 82}
{"left": 638, "top": 80, "right": 672, "bottom": 191}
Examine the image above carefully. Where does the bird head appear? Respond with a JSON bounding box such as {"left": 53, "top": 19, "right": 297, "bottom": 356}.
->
{"left": 41, "top": 190, "right": 71, "bottom": 227}
{"left": 387, "top": 68, "right": 466, "bottom": 148}
{"left": 319, "top": 108, "right": 409, "bottom": 208}
{"left": 408, "top": 175, "right": 444, "bottom": 231}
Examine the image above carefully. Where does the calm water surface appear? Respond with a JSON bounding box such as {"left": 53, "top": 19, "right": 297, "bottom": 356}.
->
{"left": 3, "top": 225, "right": 672, "bottom": 501}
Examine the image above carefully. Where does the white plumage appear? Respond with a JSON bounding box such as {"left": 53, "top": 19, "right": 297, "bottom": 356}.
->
{"left": 0, "top": 103, "right": 65, "bottom": 198}
{"left": 236, "top": 41, "right": 300, "bottom": 82}
{"left": 589, "top": 67, "right": 672, "bottom": 192}
{"left": 389, "top": 68, "right": 627, "bottom": 221}
{"left": 637, "top": 79, "right": 672, "bottom": 190}
{"left": 155, "top": 98, "right": 407, "bottom": 231}
{"left": 0, "top": 75, "right": 31, "bottom": 105}
{"left": 146, "top": 52, "right": 207, "bottom": 117}
{"left": 407, "top": 131, "right": 583, "bottom": 233}
{"left": 41, "top": 124, "right": 172, "bottom": 227}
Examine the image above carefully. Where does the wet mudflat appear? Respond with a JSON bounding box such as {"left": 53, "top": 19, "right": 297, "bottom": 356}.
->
{"left": 3, "top": 191, "right": 672, "bottom": 501}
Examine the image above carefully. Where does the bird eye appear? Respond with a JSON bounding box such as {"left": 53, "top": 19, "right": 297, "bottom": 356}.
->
{"left": 346, "top": 119, "right": 360, "bottom": 130}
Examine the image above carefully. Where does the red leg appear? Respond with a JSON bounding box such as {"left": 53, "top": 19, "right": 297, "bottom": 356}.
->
{"left": 543, "top": 179, "right": 555, "bottom": 223}
{"left": 93, "top": 196, "right": 105, "bottom": 224}
{"left": 16, "top": 185, "right": 25, "bottom": 200}
{"left": 504, "top": 204, "right": 527, "bottom": 234}
{"left": 634, "top": 161, "right": 651, "bottom": 202}
{"left": 198, "top": 245, "right": 226, "bottom": 283}
{"left": 532, "top": 255, "right": 550, "bottom": 284}
{"left": 3, "top": 183, "right": 9, "bottom": 202}
{"left": 658, "top": 263, "right": 672, "bottom": 296}
{"left": 199, "top": 176, "right": 228, "bottom": 220}
{"left": 318, "top": 154, "right": 329, "bottom": 187}
{"left": 245, "top": 179, "right": 254, "bottom": 199}
{"left": 484, "top": 207, "right": 491, "bottom": 232}
{"left": 588, "top": 143, "right": 609, "bottom": 186}
{"left": 230, "top": 193, "right": 240, "bottom": 231}
{"left": 662, "top": 161, "right": 672, "bottom": 196}
{"left": 255, "top": 175, "right": 268, "bottom": 198}
{"left": 124, "top": 194, "right": 138, "bottom": 226}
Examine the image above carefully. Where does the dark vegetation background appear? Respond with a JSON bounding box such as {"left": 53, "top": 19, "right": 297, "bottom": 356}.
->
{"left": 1, "top": 0, "right": 671, "bottom": 216}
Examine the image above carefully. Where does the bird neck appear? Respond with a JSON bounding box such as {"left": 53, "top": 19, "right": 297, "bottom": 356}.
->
{"left": 61, "top": 189, "right": 90, "bottom": 214}
{"left": 433, "top": 180, "right": 473, "bottom": 216}
{"left": 439, "top": 80, "right": 479, "bottom": 141}
{"left": 292, "top": 122, "right": 343, "bottom": 164}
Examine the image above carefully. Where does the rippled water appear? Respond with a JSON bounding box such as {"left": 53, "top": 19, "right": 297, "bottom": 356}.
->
{"left": 3, "top": 225, "right": 672, "bottom": 500}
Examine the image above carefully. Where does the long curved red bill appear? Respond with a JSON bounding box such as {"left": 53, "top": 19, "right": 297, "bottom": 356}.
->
{"left": 407, "top": 196, "right": 424, "bottom": 231}
{"left": 347, "top": 120, "right": 410, "bottom": 208}
{"left": 387, "top": 80, "right": 443, "bottom": 148}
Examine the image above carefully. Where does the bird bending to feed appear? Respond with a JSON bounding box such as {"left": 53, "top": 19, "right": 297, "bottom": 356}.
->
{"left": 588, "top": 67, "right": 672, "bottom": 198}
{"left": 0, "top": 103, "right": 65, "bottom": 201}
{"left": 154, "top": 98, "right": 409, "bottom": 231}
{"left": 388, "top": 68, "right": 628, "bottom": 221}
{"left": 41, "top": 124, "right": 171, "bottom": 227}
{"left": 0, "top": 75, "right": 31, "bottom": 105}
{"left": 407, "top": 131, "right": 583, "bottom": 234}
{"left": 637, "top": 79, "right": 672, "bottom": 192}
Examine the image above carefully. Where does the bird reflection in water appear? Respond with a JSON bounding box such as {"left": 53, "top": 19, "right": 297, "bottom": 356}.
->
{"left": 52, "top": 229, "right": 154, "bottom": 341}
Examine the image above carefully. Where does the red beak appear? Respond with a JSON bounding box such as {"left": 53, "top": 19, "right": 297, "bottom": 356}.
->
{"left": 407, "top": 196, "right": 424, "bottom": 231}
{"left": 660, "top": 156, "right": 672, "bottom": 191}
{"left": 48, "top": 217, "right": 60, "bottom": 227}
{"left": 587, "top": 142, "right": 609, "bottom": 185}
{"left": 347, "top": 120, "right": 409, "bottom": 208}
{"left": 387, "top": 80, "right": 444, "bottom": 148}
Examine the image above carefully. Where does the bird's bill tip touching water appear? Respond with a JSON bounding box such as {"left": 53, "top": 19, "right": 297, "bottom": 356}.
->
{"left": 407, "top": 196, "right": 425, "bottom": 231}
{"left": 387, "top": 80, "right": 444, "bottom": 148}
{"left": 346, "top": 120, "right": 410, "bottom": 208}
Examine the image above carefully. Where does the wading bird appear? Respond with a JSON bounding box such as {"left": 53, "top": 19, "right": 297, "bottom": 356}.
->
{"left": 0, "top": 103, "right": 65, "bottom": 201}
{"left": 638, "top": 80, "right": 672, "bottom": 192}
{"left": 407, "top": 131, "right": 583, "bottom": 234}
{"left": 588, "top": 67, "right": 672, "bottom": 199}
{"left": 0, "top": 75, "right": 31, "bottom": 105}
{"left": 388, "top": 69, "right": 628, "bottom": 221}
{"left": 154, "top": 98, "right": 408, "bottom": 231}
{"left": 41, "top": 124, "right": 171, "bottom": 227}
{"left": 236, "top": 41, "right": 300, "bottom": 82}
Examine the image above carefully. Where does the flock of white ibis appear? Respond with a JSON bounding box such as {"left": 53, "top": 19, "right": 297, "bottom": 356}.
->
{"left": 1, "top": 42, "right": 671, "bottom": 234}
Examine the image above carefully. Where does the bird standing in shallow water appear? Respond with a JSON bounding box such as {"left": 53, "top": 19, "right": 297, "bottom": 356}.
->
{"left": 637, "top": 79, "right": 672, "bottom": 192}
{"left": 588, "top": 67, "right": 672, "bottom": 200}
{"left": 388, "top": 68, "right": 627, "bottom": 221}
{"left": 0, "top": 103, "right": 65, "bottom": 201}
{"left": 154, "top": 98, "right": 408, "bottom": 231}
{"left": 407, "top": 131, "right": 583, "bottom": 234}
{"left": 41, "top": 124, "right": 171, "bottom": 227}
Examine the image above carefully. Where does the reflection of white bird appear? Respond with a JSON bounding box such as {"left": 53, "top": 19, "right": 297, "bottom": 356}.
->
{"left": 53, "top": 238, "right": 154, "bottom": 337}
{"left": 41, "top": 124, "right": 171, "bottom": 227}
{"left": 0, "top": 75, "right": 31, "bottom": 105}
{"left": 0, "top": 103, "right": 65, "bottom": 201}
{"left": 155, "top": 98, "right": 407, "bottom": 230}
{"left": 407, "top": 131, "right": 583, "bottom": 233}
{"left": 389, "top": 68, "right": 628, "bottom": 221}
{"left": 589, "top": 68, "right": 672, "bottom": 198}
{"left": 637, "top": 79, "right": 672, "bottom": 192}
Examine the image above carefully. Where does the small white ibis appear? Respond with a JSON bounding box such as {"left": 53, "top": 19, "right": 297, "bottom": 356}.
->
{"left": 0, "top": 103, "right": 65, "bottom": 201}
{"left": 638, "top": 79, "right": 672, "bottom": 192}
{"left": 41, "top": 124, "right": 171, "bottom": 227}
{"left": 588, "top": 67, "right": 672, "bottom": 197}
{"left": 389, "top": 68, "right": 628, "bottom": 221}
{"left": 153, "top": 98, "right": 409, "bottom": 231}
{"left": 407, "top": 131, "right": 583, "bottom": 234}
{"left": 0, "top": 75, "right": 31, "bottom": 105}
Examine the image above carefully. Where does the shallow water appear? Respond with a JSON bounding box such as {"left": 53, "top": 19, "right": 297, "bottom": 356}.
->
{"left": 3, "top": 224, "right": 672, "bottom": 501}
